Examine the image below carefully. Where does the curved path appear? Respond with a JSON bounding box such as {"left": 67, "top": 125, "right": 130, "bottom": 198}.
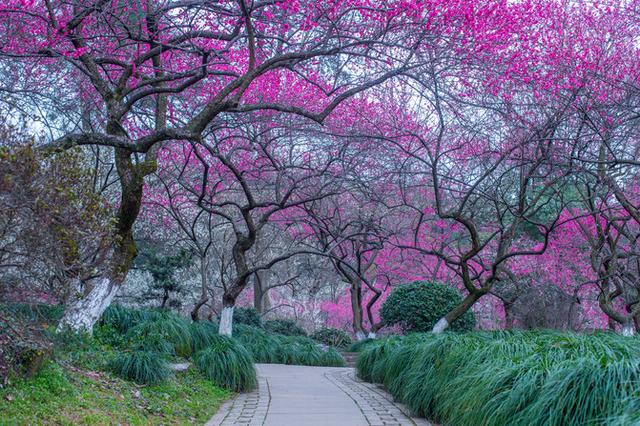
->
{"left": 206, "top": 364, "right": 431, "bottom": 426}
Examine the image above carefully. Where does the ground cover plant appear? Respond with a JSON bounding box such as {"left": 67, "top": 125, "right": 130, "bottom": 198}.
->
{"left": 356, "top": 331, "right": 640, "bottom": 426}
{"left": 234, "top": 324, "right": 345, "bottom": 367}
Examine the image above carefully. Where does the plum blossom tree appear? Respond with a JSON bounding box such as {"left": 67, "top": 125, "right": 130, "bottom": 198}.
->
{"left": 0, "top": 0, "right": 421, "bottom": 331}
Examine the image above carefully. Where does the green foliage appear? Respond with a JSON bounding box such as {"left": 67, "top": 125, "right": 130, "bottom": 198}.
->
{"left": 0, "top": 303, "right": 64, "bottom": 324}
{"left": 109, "top": 350, "right": 171, "bottom": 385}
{"left": 234, "top": 325, "right": 345, "bottom": 366}
{"left": 190, "top": 321, "right": 220, "bottom": 353}
{"left": 234, "top": 325, "right": 281, "bottom": 363}
{"left": 99, "top": 304, "right": 163, "bottom": 334}
{"left": 320, "top": 347, "right": 347, "bottom": 367}
{"left": 347, "top": 338, "right": 376, "bottom": 352}
{"left": 264, "top": 318, "right": 307, "bottom": 336}
{"left": 193, "top": 335, "right": 257, "bottom": 392}
{"left": 232, "top": 307, "right": 263, "bottom": 328}
{"left": 380, "top": 281, "right": 476, "bottom": 333}
{"left": 0, "top": 361, "right": 229, "bottom": 425}
{"left": 356, "top": 330, "right": 640, "bottom": 426}
{"left": 311, "top": 327, "right": 352, "bottom": 348}
{"left": 125, "top": 313, "right": 193, "bottom": 357}
{"left": 134, "top": 241, "right": 193, "bottom": 308}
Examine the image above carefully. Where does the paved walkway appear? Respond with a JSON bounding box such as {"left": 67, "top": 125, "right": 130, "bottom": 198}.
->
{"left": 206, "top": 364, "right": 430, "bottom": 426}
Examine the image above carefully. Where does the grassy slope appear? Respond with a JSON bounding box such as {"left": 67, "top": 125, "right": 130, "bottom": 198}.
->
{"left": 0, "top": 362, "right": 230, "bottom": 425}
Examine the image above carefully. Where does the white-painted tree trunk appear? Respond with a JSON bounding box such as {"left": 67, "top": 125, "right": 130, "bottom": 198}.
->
{"left": 367, "top": 332, "right": 377, "bottom": 339}
{"left": 355, "top": 330, "right": 366, "bottom": 341}
{"left": 57, "top": 277, "right": 118, "bottom": 334}
{"left": 432, "top": 317, "right": 449, "bottom": 334}
{"left": 219, "top": 306, "right": 234, "bottom": 336}
{"left": 621, "top": 322, "right": 635, "bottom": 336}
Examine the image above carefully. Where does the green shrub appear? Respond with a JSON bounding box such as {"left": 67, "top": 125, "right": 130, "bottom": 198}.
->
{"left": 311, "top": 328, "right": 352, "bottom": 348}
{"left": 347, "top": 338, "right": 375, "bottom": 352}
{"left": 234, "top": 325, "right": 281, "bottom": 363}
{"left": 99, "top": 305, "right": 164, "bottom": 334}
{"left": 125, "top": 314, "right": 193, "bottom": 357}
{"left": 320, "top": 347, "right": 346, "bottom": 367}
{"left": 380, "top": 281, "right": 476, "bottom": 333}
{"left": 193, "top": 335, "right": 256, "bottom": 392}
{"left": 190, "top": 321, "right": 220, "bottom": 353}
{"left": 232, "top": 307, "right": 262, "bottom": 328}
{"left": 109, "top": 350, "right": 171, "bottom": 385}
{"left": 264, "top": 318, "right": 307, "bottom": 336}
{"left": 356, "top": 331, "right": 640, "bottom": 426}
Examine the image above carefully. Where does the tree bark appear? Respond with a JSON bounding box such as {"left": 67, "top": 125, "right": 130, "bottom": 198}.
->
{"left": 350, "top": 279, "right": 366, "bottom": 340}
{"left": 191, "top": 256, "right": 210, "bottom": 321}
{"left": 219, "top": 305, "right": 234, "bottom": 336}
{"left": 432, "top": 291, "right": 482, "bottom": 334}
{"left": 56, "top": 277, "right": 119, "bottom": 333}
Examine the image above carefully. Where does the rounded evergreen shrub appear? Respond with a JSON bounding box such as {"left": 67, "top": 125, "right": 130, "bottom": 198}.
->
{"left": 311, "top": 328, "right": 352, "bottom": 348}
{"left": 232, "top": 307, "right": 263, "bottom": 328}
{"left": 109, "top": 350, "right": 171, "bottom": 384}
{"left": 264, "top": 318, "right": 307, "bottom": 336}
{"left": 380, "top": 281, "right": 476, "bottom": 333}
{"left": 193, "top": 335, "right": 257, "bottom": 392}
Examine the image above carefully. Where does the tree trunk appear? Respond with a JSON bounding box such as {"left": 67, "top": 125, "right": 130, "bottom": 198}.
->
{"left": 432, "top": 291, "right": 482, "bottom": 334}
{"left": 191, "top": 256, "right": 210, "bottom": 321}
{"left": 504, "top": 302, "right": 515, "bottom": 329}
{"left": 621, "top": 322, "right": 635, "bottom": 336}
{"left": 56, "top": 277, "right": 119, "bottom": 333}
{"left": 253, "top": 272, "right": 269, "bottom": 314}
{"left": 58, "top": 136, "right": 147, "bottom": 333}
{"left": 219, "top": 304, "right": 235, "bottom": 336}
{"left": 160, "top": 289, "right": 169, "bottom": 308}
{"left": 350, "top": 280, "right": 366, "bottom": 340}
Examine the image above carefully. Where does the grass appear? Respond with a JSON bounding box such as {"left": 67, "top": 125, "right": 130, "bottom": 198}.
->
{"left": 109, "top": 350, "right": 171, "bottom": 385}
{"left": 193, "top": 334, "right": 257, "bottom": 392}
{"left": 356, "top": 330, "right": 640, "bottom": 426}
{"left": 0, "top": 361, "right": 229, "bottom": 425}
{"left": 235, "top": 325, "right": 346, "bottom": 367}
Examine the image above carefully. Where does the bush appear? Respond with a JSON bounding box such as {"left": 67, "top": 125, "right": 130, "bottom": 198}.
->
{"left": 190, "top": 321, "right": 220, "bottom": 353}
{"left": 109, "top": 350, "right": 171, "bottom": 385}
{"left": 264, "top": 318, "right": 307, "bottom": 336}
{"left": 125, "top": 314, "right": 193, "bottom": 357}
{"left": 99, "top": 304, "right": 163, "bottom": 334}
{"left": 356, "top": 330, "right": 640, "bottom": 426}
{"left": 193, "top": 335, "right": 256, "bottom": 392}
{"left": 232, "top": 307, "right": 262, "bottom": 328}
{"left": 234, "top": 325, "right": 281, "bottom": 363}
{"left": 347, "top": 338, "right": 375, "bottom": 353}
{"left": 312, "top": 328, "right": 352, "bottom": 348}
{"left": 380, "top": 281, "right": 476, "bottom": 333}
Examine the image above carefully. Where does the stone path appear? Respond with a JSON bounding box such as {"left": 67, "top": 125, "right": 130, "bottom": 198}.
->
{"left": 206, "top": 364, "right": 431, "bottom": 426}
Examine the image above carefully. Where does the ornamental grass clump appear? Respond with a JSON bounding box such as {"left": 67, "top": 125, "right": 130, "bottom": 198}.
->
{"left": 234, "top": 325, "right": 281, "bottom": 363}
{"left": 193, "top": 334, "right": 257, "bottom": 392}
{"left": 190, "top": 321, "right": 220, "bottom": 353}
{"left": 126, "top": 314, "right": 193, "bottom": 357}
{"left": 356, "top": 330, "right": 640, "bottom": 426}
{"left": 109, "top": 350, "right": 171, "bottom": 385}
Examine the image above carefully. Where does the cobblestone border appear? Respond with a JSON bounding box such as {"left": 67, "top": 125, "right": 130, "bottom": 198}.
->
{"left": 325, "top": 369, "right": 432, "bottom": 426}
{"left": 205, "top": 376, "right": 270, "bottom": 426}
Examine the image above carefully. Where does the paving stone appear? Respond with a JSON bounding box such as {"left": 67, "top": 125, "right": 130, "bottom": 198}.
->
{"left": 207, "top": 364, "right": 432, "bottom": 426}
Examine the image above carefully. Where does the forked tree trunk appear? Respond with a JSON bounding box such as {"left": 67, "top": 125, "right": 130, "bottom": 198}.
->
{"left": 432, "top": 291, "right": 482, "bottom": 334}
{"left": 56, "top": 277, "right": 119, "bottom": 333}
